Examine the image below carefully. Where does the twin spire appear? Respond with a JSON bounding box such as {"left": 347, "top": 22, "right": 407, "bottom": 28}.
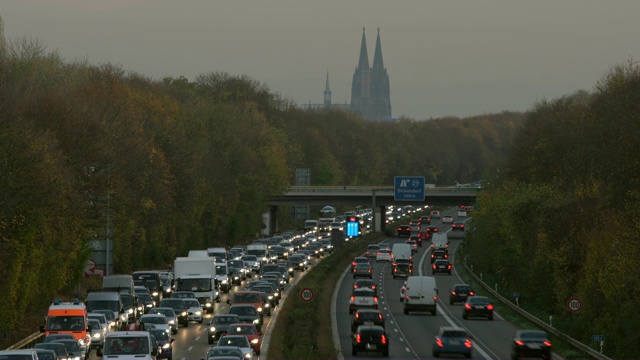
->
{"left": 357, "top": 27, "right": 385, "bottom": 71}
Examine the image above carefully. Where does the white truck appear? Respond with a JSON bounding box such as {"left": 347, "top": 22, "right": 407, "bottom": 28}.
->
{"left": 246, "top": 244, "right": 268, "bottom": 268}
{"left": 102, "top": 274, "right": 134, "bottom": 295}
{"left": 173, "top": 257, "right": 219, "bottom": 313}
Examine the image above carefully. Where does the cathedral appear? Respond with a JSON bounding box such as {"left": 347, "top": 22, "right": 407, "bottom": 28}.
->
{"left": 301, "top": 28, "right": 392, "bottom": 121}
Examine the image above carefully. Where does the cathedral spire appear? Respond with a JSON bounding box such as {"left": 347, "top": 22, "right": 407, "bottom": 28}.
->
{"left": 357, "top": 27, "right": 370, "bottom": 70}
{"left": 372, "top": 27, "right": 384, "bottom": 70}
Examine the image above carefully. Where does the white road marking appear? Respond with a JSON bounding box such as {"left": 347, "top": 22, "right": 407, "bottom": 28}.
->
{"left": 405, "top": 347, "right": 411, "bottom": 352}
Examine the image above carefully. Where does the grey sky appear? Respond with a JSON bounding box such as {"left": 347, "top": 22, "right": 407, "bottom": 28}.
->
{"left": 2, "top": 0, "right": 639, "bottom": 120}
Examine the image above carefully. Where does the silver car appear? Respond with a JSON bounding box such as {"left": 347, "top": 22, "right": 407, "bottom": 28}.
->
{"left": 89, "top": 319, "right": 105, "bottom": 349}
{"left": 148, "top": 307, "right": 178, "bottom": 334}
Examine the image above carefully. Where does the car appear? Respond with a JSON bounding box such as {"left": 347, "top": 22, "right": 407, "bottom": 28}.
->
{"left": 376, "top": 249, "right": 392, "bottom": 262}
{"left": 252, "top": 285, "right": 277, "bottom": 314}
{"left": 351, "top": 257, "right": 370, "bottom": 271}
{"left": 432, "top": 259, "right": 452, "bottom": 275}
{"left": 418, "top": 216, "right": 431, "bottom": 225}
{"left": 228, "top": 267, "right": 243, "bottom": 286}
{"left": 136, "top": 292, "right": 155, "bottom": 313}
{"left": 463, "top": 296, "right": 494, "bottom": 320}
{"left": 392, "top": 259, "right": 413, "bottom": 279}
{"left": 432, "top": 326, "right": 473, "bottom": 358}
{"left": 216, "top": 335, "right": 252, "bottom": 359}
{"left": 352, "top": 279, "right": 378, "bottom": 295}
{"left": 511, "top": 330, "right": 552, "bottom": 359}
{"left": 181, "top": 298, "right": 204, "bottom": 324}
{"left": 226, "top": 323, "right": 262, "bottom": 355}
{"left": 34, "top": 341, "right": 70, "bottom": 360}
{"left": 352, "top": 263, "right": 373, "bottom": 279}
{"left": 207, "top": 314, "right": 241, "bottom": 344}
{"left": 0, "top": 350, "right": 40, "bottom": 360}
{"left": 228, "top": 260, "right": 248, "bottom": 280}
{"left": 430, "top": 210, "right": 441, "bottom": 219}
{"left": 442, "top": 215, "right": 454, "bottom": 224}
{"left": 377, "top": 243, "right": 391, "bottom": 251}
{"left": 409, "top": 219, "right": 420, "bottom": 226}
{"left": 330, "top": 221, "right": 344, "bottom": 231}
{"left": 51, "top": 339, "right": 83, "bottom": 360}
{"left": 397, "top": 225, "right": 411, "bottom": 237}
{"left": 171, "top": 291, "right": 196, "bottom": 299}
{"left": 406, "top": 239, "right": 418, "bottom": 253}
{"left": 365, "top": 244, "right": 380, "bottom": 258}
{"left": 139, "top": 313, "right": 171, "bottom": 333}
{"left": 431, "top": 249, "right": 449, "bottom": 263}
{"left": 409, "top": 224, "right": 420, "bottom": 233}
{"left": 399, "top": 281, "right": 407, "bottom": 301}
{"left": 159, "top": 298, "right": 189, "bottom": 327}
{"left": 149, "top": 328, "right": 174, "bottom": 360}
{"left": 457, "top": 210, "right": 467, "bottom": 217}
{"left": 92, "top": 309, "right": 117, "bottom": 331}
{"left": 120, "top": 293, "right": 139, "bottom": 323}
{"left": 33, "top": 348, "right": 58, "bottom": 360}
{"left": 87, "top": 313, "right": 109, "bottom": 336}
{"left": 241, "top": 255, "right": 261, "bottom": 274}
{"left": 349, "top": 288, "right": 378, "bottom": 314}
{"left": 148, "top": 307, "right": 178, "bottom": 334}
{"left": 351, "top": 309, "right": 385, "bottom": 333}
{"left": 451, "top": 221, "right": 466, "bottom": 231}
{"left": 351, "top": 325, "right": 389, "bottom": 357}
{"left": 228, "top": 305, "right": 262, "bottom": 332}
{"left": 449, "top": 284, "right": 475, "bottom": 304}
{"left": 204, "top": 345, "right": 244, "bottom": 360}
{"left": 88, "top": 318, "right": 105, "bottom": 349}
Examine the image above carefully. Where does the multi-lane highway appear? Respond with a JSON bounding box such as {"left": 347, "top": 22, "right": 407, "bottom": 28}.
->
{"left": 334, "top": 208, "right": 561, "bottom": 360}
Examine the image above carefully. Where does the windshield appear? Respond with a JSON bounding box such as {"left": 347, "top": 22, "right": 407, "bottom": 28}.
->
{"left": 150, "top": 309, "right": 174, "bottom": 318}
{"left": 228, "top": 325, "right": 256, "bottom": 335}
{"left": 212, "top": 316, "right": 237, "bottom": 324}
{"left": 160, "top": 275, "right": 171, "bottom": 286}
{"left": 137, "top": 293, "right": 152, "bottom": 302}
{"left": 219, "top": 337, "right": 249, "bottom": 347}
{"left": 103, "top": 336, "right": 150, "bottom": 355}
{"left": 142, "top": 316, "right": 166, "bottom": 324}
{"left": 176, "top": 278, "right": 212, "bottom": 292}
{"left": 230, "top": 306, "right": 256, "bottom": 316}
{"left": 247, "top": 250, "right": 265, "bottom": 256}
{"left": 215, "top": 265, "right": 227, "bottom": 273}
{"left": 86, "top": 300, "right": 119, "bottom": 312}
{"left": 150, "top": 329, "right": 169, "bottom": 341}
{"left": 94, "top": 310, "right": 115, "bottom": 320}
{"left": 233, "top": 293, "right": 261, "bottom": 303}
{"left": 242, "top": 255, "right": 257, "bottom": 262}
{"left": 46, "top": 316, "right": 85, "bottom": 331}
{"left": 120, "top": 295, "right": 134, "bottom": 306}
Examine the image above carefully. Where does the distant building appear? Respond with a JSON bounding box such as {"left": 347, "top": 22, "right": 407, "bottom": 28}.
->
{"left": 301, "top": 28, "right": 392, "bottom": 121}
{"left": 351, "top": 28, "right": 392, "bottom": 121}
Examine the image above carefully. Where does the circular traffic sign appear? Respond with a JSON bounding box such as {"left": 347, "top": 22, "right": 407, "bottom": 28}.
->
{"left": 300, "top": 287, "right": 314, "bottom": 302}
{"left": 567, "top": 297, "right": 582, "bottom": 313}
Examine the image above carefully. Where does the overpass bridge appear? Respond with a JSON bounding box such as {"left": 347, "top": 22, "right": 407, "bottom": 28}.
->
{"left": 266, "top": 185, "right": 480, "bottom": 233}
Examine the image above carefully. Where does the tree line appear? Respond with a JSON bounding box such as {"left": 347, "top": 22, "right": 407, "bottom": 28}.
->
{"left": 0, "top": 18, "right": 521, "bottom": 341}
{"left": 466, "top": 59, "right": 640, "bottom": 358}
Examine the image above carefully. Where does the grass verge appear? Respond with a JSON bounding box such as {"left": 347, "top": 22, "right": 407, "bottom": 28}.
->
{"left": 267, "top": 233, "right": 385, "bottom": 360}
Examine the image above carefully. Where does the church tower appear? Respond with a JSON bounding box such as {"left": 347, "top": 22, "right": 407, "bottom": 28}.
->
{"left": 350, "top": 28, "right": 392, "bottom": 120}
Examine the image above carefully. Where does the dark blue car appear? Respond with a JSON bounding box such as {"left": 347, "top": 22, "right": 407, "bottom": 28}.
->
{"left": 149, "top": 329, "right": 174, "bottom": 360}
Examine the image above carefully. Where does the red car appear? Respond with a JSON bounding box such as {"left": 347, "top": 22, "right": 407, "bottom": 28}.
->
{"left": 227, "top": 323, "right": 262, "bottom": 355}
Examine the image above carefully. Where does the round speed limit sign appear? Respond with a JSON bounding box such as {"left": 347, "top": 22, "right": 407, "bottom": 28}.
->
{"left": 300, "top": 287, "right": 314, "bottom": 302}
{"left": 567, "top": 297, "right": 582, "bottom": 313}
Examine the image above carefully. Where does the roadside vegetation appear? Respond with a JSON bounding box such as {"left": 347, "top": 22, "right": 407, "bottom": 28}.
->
{"left": 465, "top": 60, "right": 640, "bottom": 358}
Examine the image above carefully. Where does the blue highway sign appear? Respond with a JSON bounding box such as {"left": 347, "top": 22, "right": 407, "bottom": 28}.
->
{"left": 394, "top": 176, "right": 425, "bottom": 201}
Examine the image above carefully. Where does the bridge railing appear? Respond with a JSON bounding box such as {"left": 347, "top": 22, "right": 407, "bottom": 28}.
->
{"left": 5, "top": 332, "right": 43, "bottom": 350}
{"left": 285, "top": 185, "right": 470, "bottom": 192}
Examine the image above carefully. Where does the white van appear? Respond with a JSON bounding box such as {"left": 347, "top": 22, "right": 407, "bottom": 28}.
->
{"left": 403, "top": 276, "right": 438, "bottom": 315}
{"left": 98, "top": 331, "right": 158, "bottom": 359}
{"left": 431, "top": 233, "right": 449, "bottom": 250}
{"left": 392, "top": 243, "right": 412, "bottom": 261}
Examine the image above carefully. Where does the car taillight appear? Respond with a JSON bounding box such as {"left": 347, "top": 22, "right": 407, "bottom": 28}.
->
{"left": 469, "top": 291, "right": 475, "bottom": 296}
{"left": 355, "top": 313, "right": 359, "bottom": 319}
{"left": 434, "top": 295, "right": 438, "bottom": 301}
{"left": 451, "top": 291, "right": 457, "bottom": 295}
{"left": 465, "top": 339, "right": 472, "bottom": 348}
{"left": 368, "top": 269, "right": 371, "bottom": 273}
{"left": 465, "top": 303, "right": 472, "bottom": 310}
{"left": 377, "top": 252, "right": 381, "bottom": 255}
{"left": 487, "top": 304, "right": 494, "bottom": 310}
{"left": 352, "top": 262, "right": 356, "bottom": 266}
{"left": 354, "top": 285, "right": 358, "bottom": 289}
{"left": 378, "top": 314, "right": 383, "bottom": 320}
{"left": 381, "top": 334, "right": 387, "bottom": 344}
{"left": 350, "top": 296, "right": 355, "bottom": 302}
{"left": 432, "top": 264, "right": 436, "bottom": 269}
{"left": 447, "top": 265, "right": 452, "bottom": 269}
{"left": 371, "top": 285, "right": 376, "bottom": 290}
{"left": 373, "top": 297, "right": 378, "bottom": 303}
{"left": 445, "top": 254, "right": 449, "bottom": 258}
{"left": 436, "top": 338, "right": 443, "bottom": 347}
{"left": 353, "top": 268, "right": 357, "bottom": 272}
{"left": 515, "top": 340, "right": 525, "bottom": 346}
{"left": 356, "top": 334, "right": 361, "bottom": 343}
{"left": 543, "top": 341, "right": 552, "bottom": 347}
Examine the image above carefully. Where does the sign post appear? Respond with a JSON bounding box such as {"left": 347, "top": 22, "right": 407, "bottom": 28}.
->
{"left": 394, "top": 176, "right": 425, "bottom": 201}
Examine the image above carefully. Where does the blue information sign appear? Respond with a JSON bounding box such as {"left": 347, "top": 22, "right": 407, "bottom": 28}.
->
{"left": 346, "top": 216, "right": 360, "bottom": 237}
{"left": 394, "top": 176, "right": 425, "bottom": 201}
{"left": 592, "top": 335, "right": 605, "bottom": 342}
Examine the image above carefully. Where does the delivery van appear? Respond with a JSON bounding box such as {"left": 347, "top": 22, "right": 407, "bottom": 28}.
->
{"left": 403, "top": 276, "right": 438, "bottom": 315}
{"left": 431, "top": 233, "right": 449, "bottom": 250}
{"left": 391, "top": 243, "right": 412, "bottom": 261}
{"left": 98, "top": 331, "right": 158, "bottom": 359}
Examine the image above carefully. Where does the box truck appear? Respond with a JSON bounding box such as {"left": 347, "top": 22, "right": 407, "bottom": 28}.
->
{"left": 173, "top": 257, "right": 219, "bottom": 312}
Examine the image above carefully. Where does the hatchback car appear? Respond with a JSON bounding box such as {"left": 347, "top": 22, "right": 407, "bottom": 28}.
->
{"left": 207, "top": 314, "right": 241, "bottom": 344}
{"left": 351, "top": 309, "right": 385, "bottom": 333}
{"left": 431, "top": 249, "right": 449, "bottom": 263}
{"left": 349, "top": 288, "right": 379, "bottom": 314}
{"left": 226, "top": 323, "right": 262, "bottom": 355}
{"left": 351, "top": 325, "right": 389, "bottom": 357}
{"left": 34, "top": 349, "right": 57, "bottom": 360}
{"left": 228, "top": 305, "right": 262, "bottom": 332}
{"left": 352, "top": 279, "right": 378, "bottom": 295}
{"left": 159, "top": 299, "right": 189, "bottom": 327}
{"left": 148, "top": 307, "right": 178, "bottom": 334}
{"left": 511, "top": 330, "right": 552, "bottom": 359}
{"left": 183, "top": 298, "right": 204, "bottom": 324}
{"left": 216, "top": 335, "right": 252, "bottom": 359}
{"left": 204, "top": 345, "right": 244, "bottom": 359}
{"left": 365, "top": 244, "right": 380, "bottom": 258}
{"left": 139, "top": 313, "right": 171, "bottom": 333}
{"left": 450, "top": 284, "right": 475, "bottom": 304}
{"left": 432, "top": 326, "right": 473, "bottom": 358}
{"left": 397, "top": 225, "right": 411, "bottom": 237}
{"left": 430, "top": 210, "right": 441, "bottom": 219}
{"left": 34, "top": 342, "right": 70, "bottom": 360}
{"left": 352, "top": 263, "right": 373, "bottom": 279}
{"left": 442, "top": 215, "right": 454, "bottom": 224}
{"left": 351, "top": 257, "right": 370, "bottom": 271}
{"left": 457, "top": 210, "right": 468, "bottom": 217}
{"left": 406, "top": 239, "right": 418, "bottom": 253}
{"left": 432, "top": 259, "right": 452, "bottom": 275}
{"left": 89, "top": 318, "right": 105, "bottom": 349}
{"left": 452, "top": 221, "right": 466, "bottom": 231}
{"left": 463, "top": 296, "right": 494, "bottom": 320}
{"left": 52, "top": 339, "right": 83, "bottom": 360}
{"left": 376, "top": 249, "right": 392, "bottom": 262}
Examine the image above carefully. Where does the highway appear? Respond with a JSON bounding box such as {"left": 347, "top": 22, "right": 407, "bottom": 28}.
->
{"left": 334, "top": 209, "right": 561, "bottom": 360}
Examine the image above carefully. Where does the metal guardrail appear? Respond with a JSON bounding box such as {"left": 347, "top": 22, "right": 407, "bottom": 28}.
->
{"left": 462, "top": 261, "right": 612, "bottom": 360}
{"left": 286, "top": 185, "right": 472, "bottom": 192}
{"left": 5, "top": 332, "right": 43, "bottom": 350}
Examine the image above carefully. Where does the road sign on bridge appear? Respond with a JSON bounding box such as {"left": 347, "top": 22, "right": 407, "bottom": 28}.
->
{"left": 394, "top": 176, "right": 425, "bottom": 201}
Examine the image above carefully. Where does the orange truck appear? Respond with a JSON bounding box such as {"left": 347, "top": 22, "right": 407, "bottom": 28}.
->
{"left": 40, "top": 299, "right": 91, "bottom": 355}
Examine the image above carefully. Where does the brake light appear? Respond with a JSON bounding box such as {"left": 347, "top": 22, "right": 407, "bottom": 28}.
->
{"left": 444, "top": 254, "right": 448, "bottom": 258}
{"left": 377, "top": 252, "right": 381, "bottom": 255}
{"left": 350, "top": 296, "right": 355, "bottom": 302}
{"left": 543, "top": 341, "right": 552, "bottom": 347}
{"left": 352, "top": 262, "right": 356, "bottom": 266}
{"left": 464, "top": 303, "right": 472, "bottom": 310}
{"left": 487, "top": 304, "right": 494, "bottom": 310}
{"left": 436, "top": 338, "right": 443, "bottom": 347}
{"left": 434, "top": 295, "right": 438, "bottom": 301}
{"left": 356, "top": 334, "right": 361, "bottom": 343}
{"left": 353, "top": 285, "right": 358, "bottom": 289}
{"left": 469, "top": 291, "right": 475, "bottom": 296}
{"left": 371, "top": 285, "right": 376, "bottom": 290}
{"left": 355, "top": 313, "right": 359, "bottom": 319}
{"left": 451, "top": 291, "right": 457, "bottom": 295}
{"left": 392, "top": 263, "right": 397, "bottom": 267}
{"left": 381, "top": 334, "right": 387, "bottom": 345}
{"left": 447, "top": 265, "right": 452, "bottom": 269}
{"left": 378, "top": 314, "right": 383, "bottom": 320}
{"left": 515, "top": 340, "right": 525, "bottom": 346}
{"left": 432, "top": 264, "right": 436, "bottom": 269}
{"left": 368, "top": 269, "right": 371, "bottom": 273}
{"left": 373, "top": 297, "right": 378, "bottom": 303}
{"left": 353, "top": 268, "right": 356, "bottom": 272}
{"left": 464, "top": 339, "right": 472, "bottom": 348}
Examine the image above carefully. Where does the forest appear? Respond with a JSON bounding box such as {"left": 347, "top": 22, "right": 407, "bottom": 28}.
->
{"left": 0, "top": 19, "right": 521, "bottom": 341}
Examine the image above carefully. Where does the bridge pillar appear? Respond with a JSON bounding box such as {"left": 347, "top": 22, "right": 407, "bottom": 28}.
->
{"left": 374, "top": 206, "right": 386, "bottom": 233}
{"left": 269, "top": 205, "right": 278, "bottom": 234}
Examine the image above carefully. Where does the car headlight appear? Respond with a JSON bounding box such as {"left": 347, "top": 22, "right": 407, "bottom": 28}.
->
{"left": 181, "top": 311, "right": 187, "bottom": 316}
{"left": 268, "top": 295, "right": 273, "bottom": 300}
{"left": 165, "top": 289, "right": 172, "bottom": 293}
{"left": 127, "top": 308, "right": 134, "bottom": 314}
{"left": 222, "top": 279, "right": 228, "bottom": 284}
{"left": 162, "top": 343, "right": 170, "bottom": 349}
{"left": 244, "top": 353, "right": 252, "bottom": 359}
{"left": 92, "top": 333, "right": 101, "bottom": 339}
{"left": 209, "top": 326, "right": 216, "bottom": 332}
{"left": 289, "top": 267, "right": 294, "bottom": 272}
{"left": 146, "top": 304, "right": 153, "bottom": 307}
{"left": 299, "top": 263, "right": 303, "bottom": 267}
{"left": 234, "top": 276, "right": 239, "bottom": 280}
{"left": 152, "top": 292, "right": 159, "bottom": 297}
{"left": 168, "top": 320, "right": 175, "bottom": 325}
{"left": 252, "top": 319, "right": 260, "bottom": 324}
{"left": 251, "top": 338, "right": 259, "bottom": 344}
{"left": 205, "top": 303, "right": 212, "bottom": 307}
{"left": 71, "top": 356, "right": 81, "bottom": 360}
{"left": 109, "top": 321, "right": 116, "bottom": 327}
{"left": 195, "top": 311, "right": 202, "bottom": 316}
{"left": 137, "top": 306, "right": 143, "bottom": 311}
{"left": 257, "top": 307, "right": 263, "bottom": 312}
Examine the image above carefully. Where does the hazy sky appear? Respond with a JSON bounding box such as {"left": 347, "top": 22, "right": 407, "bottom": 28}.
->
{"left": 2, "top": 0, "right": 639, "bottom": 120}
